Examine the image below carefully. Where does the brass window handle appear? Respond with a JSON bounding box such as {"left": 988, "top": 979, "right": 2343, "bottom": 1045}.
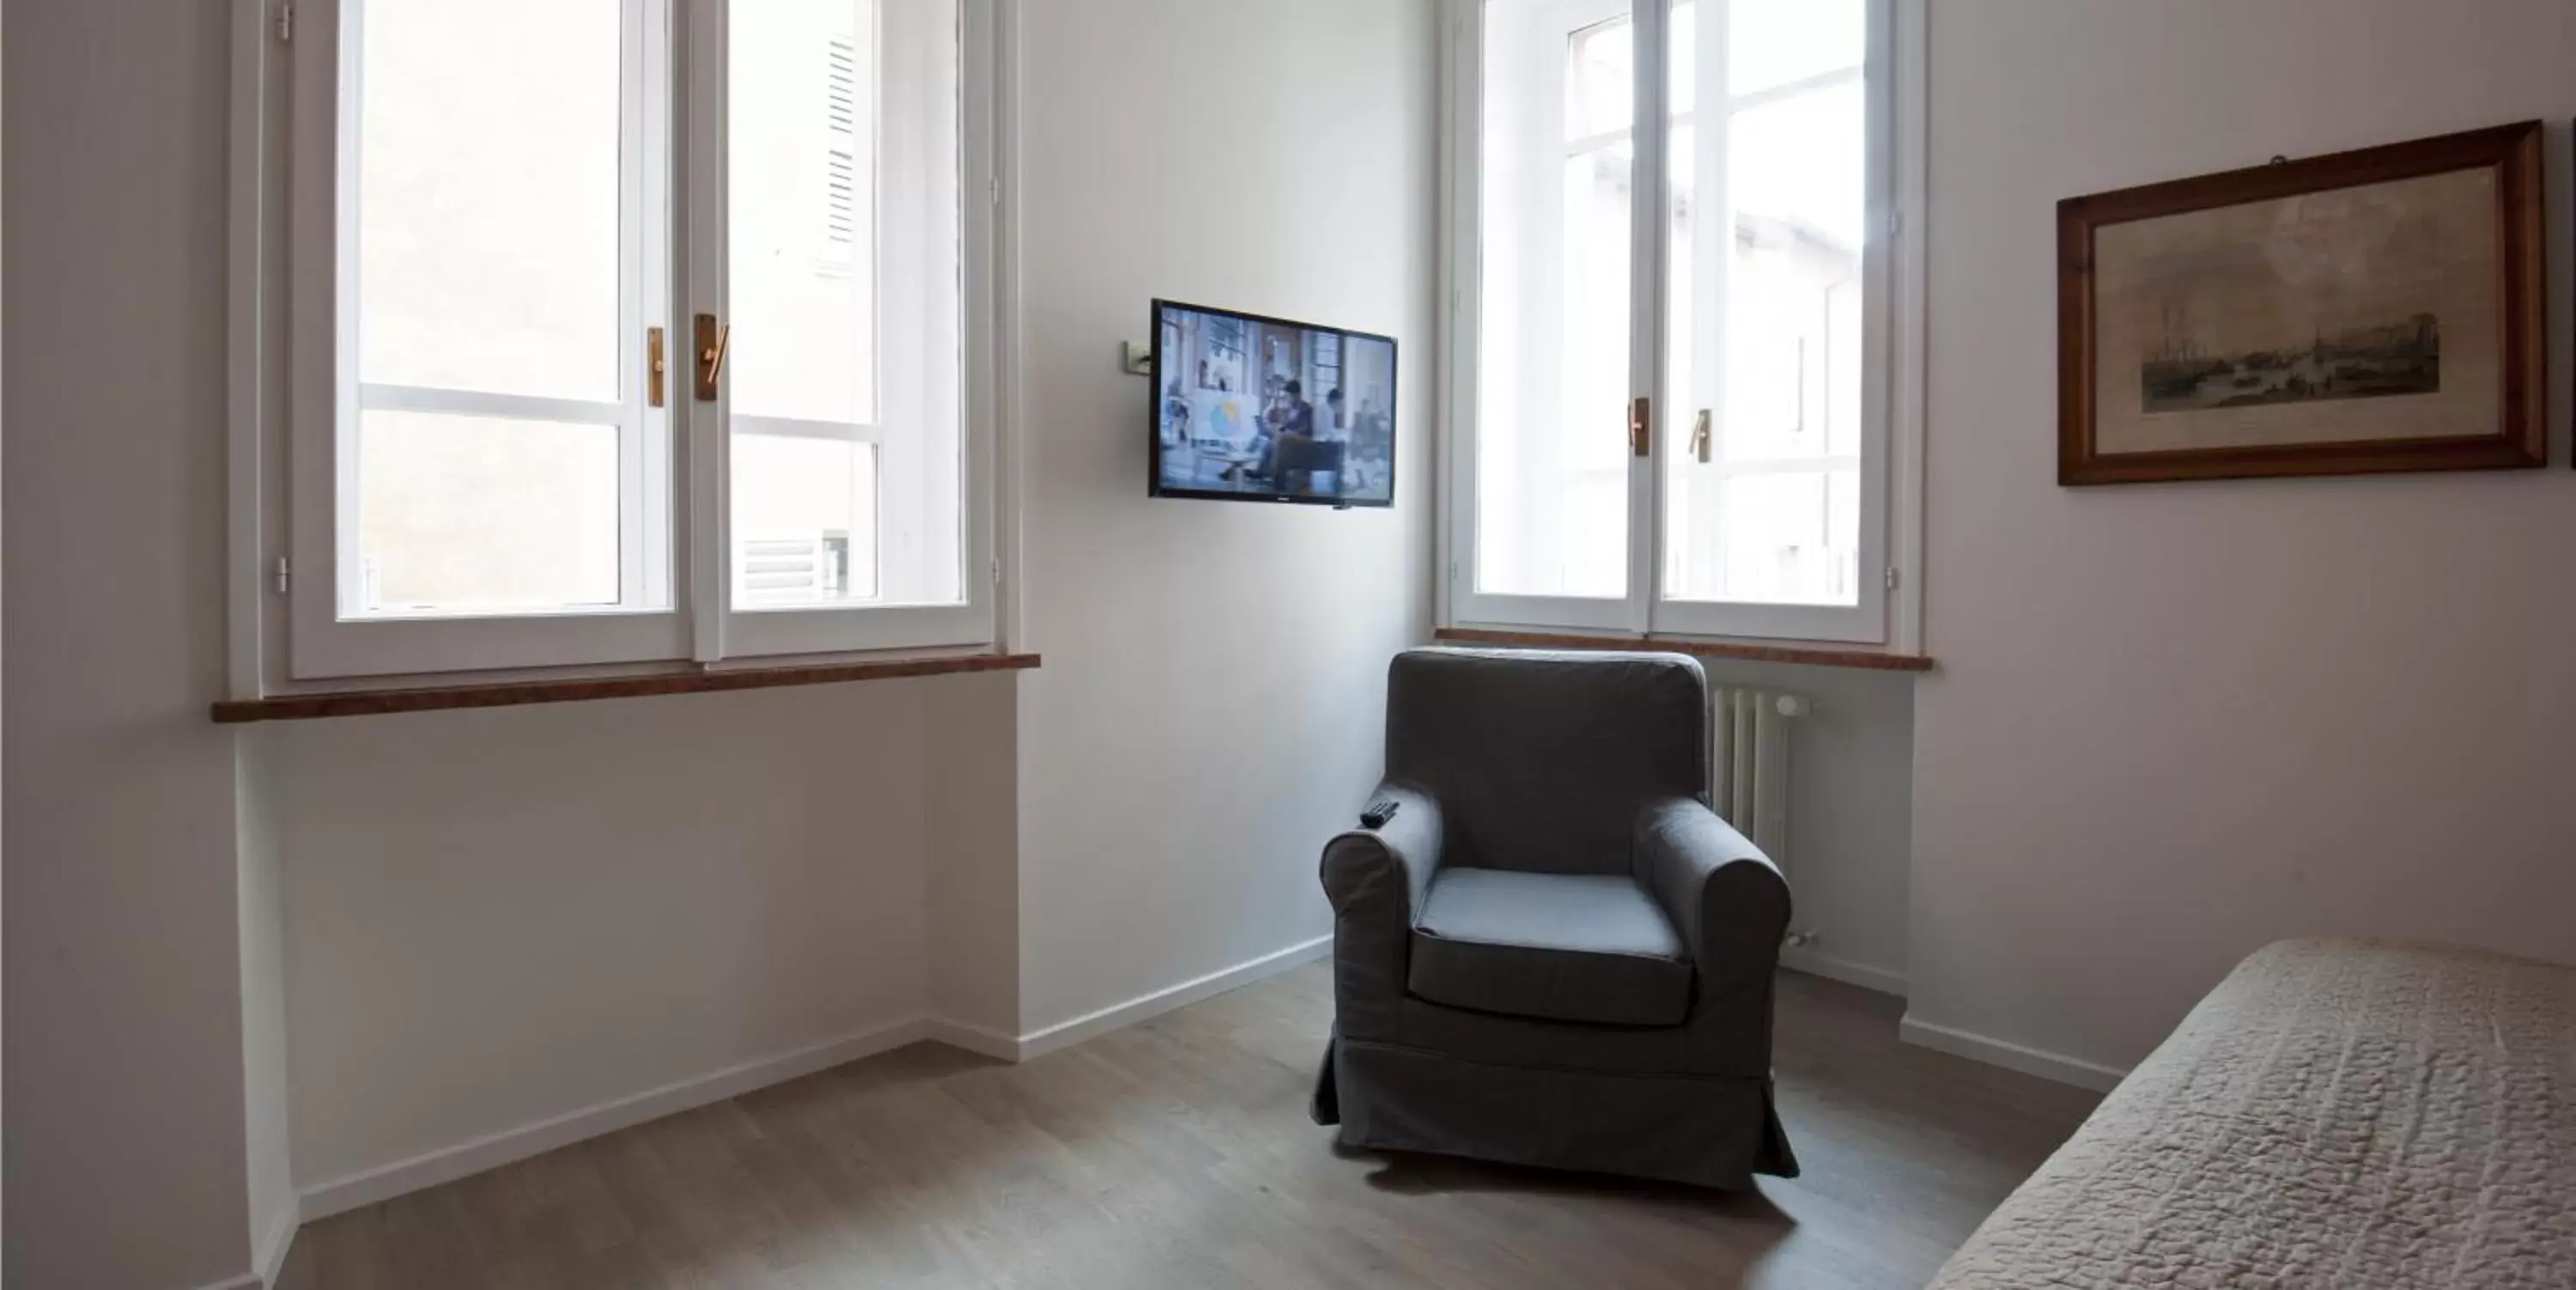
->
{"left": 647, "top": 326, "right": 667, "bottom": 408}
{"left": 694, "top": 313, "right": 732, "bottom": 401}
{"left": 1630, "top": 395, "right": 1652, "bottom": 458}
{"left": 1692, "top": 408, "right": 1714, "bottom": 464}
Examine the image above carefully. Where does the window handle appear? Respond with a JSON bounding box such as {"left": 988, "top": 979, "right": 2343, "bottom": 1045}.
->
{"left": 1692, "top": 408, "right": 1713, "bottom": 464}
{"left": 1630, "top": 395, "right": 1652, "bottom": 459}
{"left": 694, "top": 313, "right": 732, "bottom": 402}
{"left": 647, "top": 326, "right": 667, "bottom": 408}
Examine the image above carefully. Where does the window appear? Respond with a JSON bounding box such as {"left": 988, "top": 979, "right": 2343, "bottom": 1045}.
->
{"left": 1449, "top": 0, "right": 1914, "bottom": 642}
{"left": 265, "top": 0, "right": 999, "bottom": 682}
{"left": 716, "top": 0, "right": 975, "bottom": 657}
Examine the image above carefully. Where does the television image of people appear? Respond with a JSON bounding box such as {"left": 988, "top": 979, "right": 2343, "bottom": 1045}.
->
{"left": 1151, "top": 301, "right": 1397, "bottom": 508}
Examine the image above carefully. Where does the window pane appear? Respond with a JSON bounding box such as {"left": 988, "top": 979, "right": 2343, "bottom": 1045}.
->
{"left": 1826, "top": 277, "right": 1863, "bottom": 457}
{"left": 1692, "top": 471, "right": 1856, "bottom": 605}
{"left": 356, "top": 0, "right": 623, "bottom": 402}
{"left": 1728, "top": 0, "right": 1864, "bottom": 98}
{"left": 1664, "top": 3, "right": 1865, "bottom": 608}
{"left": 355, "top": 412, "right": 621, "bottom": 614}
{"left": 1564, "top": 15, "right": 1633, "bottom": 139}
{"left": 732, "top": 435, "right": 881, "bottom": 606}
{"left": 1719, "top": 241, "right": 1827, "bottom": 463}
{"left": 730, "top": 0, "right": 878, "bottom": 426}
{"left": 1733, "top": 81, "right": 1866, "bottom": 250}
{"left": 1477, "top": 0, "right": 1635, "bottom": 601}
{"left": 730, "top": 0, "right": 963, "bottom": 614}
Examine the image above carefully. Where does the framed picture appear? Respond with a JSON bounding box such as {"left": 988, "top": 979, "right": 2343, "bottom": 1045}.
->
{"left": 2058, "top": 121, "right": 2547, "bottom": 485}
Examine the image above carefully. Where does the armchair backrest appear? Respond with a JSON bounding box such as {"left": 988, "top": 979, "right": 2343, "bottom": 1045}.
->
{"left": 1385, "top": 648, "right": 1707, "bottom": 875}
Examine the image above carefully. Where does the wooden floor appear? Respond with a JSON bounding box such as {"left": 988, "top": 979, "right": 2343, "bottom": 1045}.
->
{"left": 278, "top": 966, "right": 2102, "bottom": 1289}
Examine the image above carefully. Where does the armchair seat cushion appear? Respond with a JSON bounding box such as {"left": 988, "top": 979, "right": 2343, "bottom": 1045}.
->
{"left": 1407, "top": 867, "right": 1693, "bottom": 1027}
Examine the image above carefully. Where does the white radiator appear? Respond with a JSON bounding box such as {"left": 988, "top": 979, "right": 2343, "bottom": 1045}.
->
{"left": 1710, "top": 685, "right": 1807, "bottom": 882}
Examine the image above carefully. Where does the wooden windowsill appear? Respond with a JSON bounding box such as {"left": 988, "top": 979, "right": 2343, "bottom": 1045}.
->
{"left": 210, "top": 652, "right": 1042, "bottom": 725}
{"left": 1435, "top": 628, "right": 1935, "bottom": 674}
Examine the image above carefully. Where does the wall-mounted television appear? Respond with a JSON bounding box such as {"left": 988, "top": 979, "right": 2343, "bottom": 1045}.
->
{"left": 1150, "top": 299, "right": 1398, "bottom": 508}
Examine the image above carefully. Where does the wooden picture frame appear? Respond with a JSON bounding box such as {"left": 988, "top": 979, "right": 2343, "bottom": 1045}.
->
{"left": 2058, "top": 121, "right": 2547, "bottom": 486}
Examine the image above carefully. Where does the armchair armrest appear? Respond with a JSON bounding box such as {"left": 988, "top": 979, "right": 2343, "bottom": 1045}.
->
{"left": 1321, "top": 781, "right": 1443, "bottom": 920}
{"left": 1634, "top": 797, "right": 1790, "bottom": 983}
{"left": 1319, "top": 782, "right": 1444, "bottom": 1041}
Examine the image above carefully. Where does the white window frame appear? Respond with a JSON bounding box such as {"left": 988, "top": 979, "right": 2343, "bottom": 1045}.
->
{"left": 232, "top": 0, "right": 1010, "bottom": 691}
{"left": 689, "top": 0, "right": 997, "bottom": 662}
{"left": 1437, "top": 0, "right": 1925, "bottom": 649}
{"left": 285, "top": 0, "right": 683, "bottom": 679}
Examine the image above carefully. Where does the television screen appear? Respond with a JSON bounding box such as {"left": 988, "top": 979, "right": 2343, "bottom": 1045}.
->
{"left": 1151, "top": 300, "right": 1397, "bottom": 508}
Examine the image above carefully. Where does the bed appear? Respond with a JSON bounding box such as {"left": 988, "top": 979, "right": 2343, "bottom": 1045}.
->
{"left": 1928, "top": 938, "right": 2576, "bottom": 1288}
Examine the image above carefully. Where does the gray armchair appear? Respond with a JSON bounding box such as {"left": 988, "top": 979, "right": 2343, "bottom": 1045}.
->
{"left": 1310, "top": 648, "right": 1798, "bottom": 1189}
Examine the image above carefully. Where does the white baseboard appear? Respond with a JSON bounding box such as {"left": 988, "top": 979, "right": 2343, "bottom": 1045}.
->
{"left": 1013, "top": 935, "right": 1333, "bottom": 1062}
{"left": 298, "top": 1015, "right": 931, "bottom": 1221}
{"left": 925, "top": 1015, "right": 1024, "bottom": 1062}
{"left": 179, "top": 1195, "right": 301, "bottom": 1290}
{"left": 1780, "top": 947, "right": 1906, "bottom": 999}
{"left": 254, "top": 1196, "right": 301, "bottom": 1287}
{"left": 1899, "top": 1013, "right": 2128, "bottom": 1093}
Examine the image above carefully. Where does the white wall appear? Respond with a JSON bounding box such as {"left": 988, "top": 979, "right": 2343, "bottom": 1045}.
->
{"left": 238, "top": 730, "right": 294, "bottom": 1279}
{"left": 1912, "top": 0, "right": 2576, "bottom": 1079}
{"left": 272, "top": 684, "right": 933, "bottom": 1196}
{"left": 2, "top": 5, "right": 256, "bottom": 1287}
{"left": 1009, "top": 0, "right": 1441, "bottom": 1037}
{"left": 927, "top": 672, "right": 1021, "bottom": 1044}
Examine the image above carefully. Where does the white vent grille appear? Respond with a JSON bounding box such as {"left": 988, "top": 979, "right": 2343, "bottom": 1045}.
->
{"left": 738, "top": 533, "right": 854, "bottom": 605}
{"left": 823, "top": 36, "right": 859, "bottom": 248}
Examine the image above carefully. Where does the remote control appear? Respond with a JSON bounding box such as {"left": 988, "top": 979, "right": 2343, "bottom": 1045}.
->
{"left": 1360, "top": 798, "right": 1401, "bottom": 829}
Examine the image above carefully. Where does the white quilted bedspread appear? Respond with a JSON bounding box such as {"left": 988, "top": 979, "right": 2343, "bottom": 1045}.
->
{"left": 1929, "top": 939, "right": 2576, "bottom": 1289}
